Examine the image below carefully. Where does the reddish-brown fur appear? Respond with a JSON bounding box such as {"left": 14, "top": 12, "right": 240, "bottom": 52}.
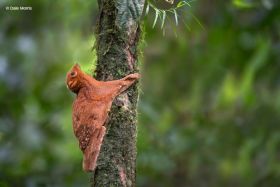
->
{"left": 66, "top": 64, "right": 140, "bottom": 172}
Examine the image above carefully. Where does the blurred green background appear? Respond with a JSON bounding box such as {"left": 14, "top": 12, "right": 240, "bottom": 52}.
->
{"left": 0, "top": 0, "right": 280, "bottom": 186}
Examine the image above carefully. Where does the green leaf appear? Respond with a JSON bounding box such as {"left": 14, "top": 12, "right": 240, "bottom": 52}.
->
{"left": 184, "top": 0, "right": 192, "bottom": 7}
{"left": 182, "top": 17, "right": 191, "bottom": 31}
{"left": 177, "top": 1, "right": 186, "bottom": 8}
{"left": 166, "top": 14, "right": 178, "bottom": 37}
{"left": 153, "top": 9, "right": 159, "bottom": 28}
{"left": 173, "top": 9, "right": 178, "bottom": 26}
{"left": 161, "top": 11, "right": 166, "bottom": 29}
{"left": 145, "top": 3, "right": 150, "bottom": 15}
{"left": 233, "top": 0, "right": 254, "bottom": 8}
{"left": 190, "top": 12, "right": 205, "bottom": 30}
{"left": 177, "top": 0, "right": 192, "bottom": 8}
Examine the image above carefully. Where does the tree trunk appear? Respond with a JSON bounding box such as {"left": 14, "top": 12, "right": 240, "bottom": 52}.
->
{"left": 91, "top": 0, "right": 144, "bottom": 186}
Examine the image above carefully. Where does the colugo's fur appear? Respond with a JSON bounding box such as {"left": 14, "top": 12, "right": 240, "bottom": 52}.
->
{"left": 66, "top": 64, "right": 140, "bottom": 172}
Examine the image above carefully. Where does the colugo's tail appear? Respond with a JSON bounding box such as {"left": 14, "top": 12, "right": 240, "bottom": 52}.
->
{"left": 82, "top": 126, "right": 106, "bottom": 172}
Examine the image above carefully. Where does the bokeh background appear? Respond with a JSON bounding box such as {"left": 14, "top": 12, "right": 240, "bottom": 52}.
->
{"left": 1, "top": 0, "right": 280, "bottom": 186}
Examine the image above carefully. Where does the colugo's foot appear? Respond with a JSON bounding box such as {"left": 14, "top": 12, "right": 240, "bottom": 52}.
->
{"left": 123, "top": 73, "right": 140, "bottom": 81}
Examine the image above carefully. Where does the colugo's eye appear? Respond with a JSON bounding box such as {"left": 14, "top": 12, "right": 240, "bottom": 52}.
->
{"left": 70, "top": 71, "right": 77, "bottom": 77}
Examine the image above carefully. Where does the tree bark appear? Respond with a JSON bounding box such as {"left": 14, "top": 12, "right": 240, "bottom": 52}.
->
{"left": 91, "top": 0, "right": 144, "bottom": 186}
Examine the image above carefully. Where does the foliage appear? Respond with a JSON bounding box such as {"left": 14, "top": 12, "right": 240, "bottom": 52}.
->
{"left": 138, "top": 1, "right": 280, "bottom": 186}
{"left": 0, "top": 0, "right": 96, "bottom": 186}
{"left": 0, "top": 0, "right": 280, "bottom": 187}
{"left": 145, "top": 0, "right": 201, "bottom": 35}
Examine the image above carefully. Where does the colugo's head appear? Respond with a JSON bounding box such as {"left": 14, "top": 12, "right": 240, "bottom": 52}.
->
{"left": 66, "top": 63, "right": 84, "bottom": 93}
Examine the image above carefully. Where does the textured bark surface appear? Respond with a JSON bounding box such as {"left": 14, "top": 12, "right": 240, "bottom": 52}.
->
{"left": 92, "top": 0, "right": 144, "bottom": 186}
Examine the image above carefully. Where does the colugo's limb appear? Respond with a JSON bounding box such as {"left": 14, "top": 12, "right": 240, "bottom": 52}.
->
{"left": 106, "top": 73, "right": 140, "bottom": 97}
{"left": 91, "top": 73, "right": 140, "bottom": 98}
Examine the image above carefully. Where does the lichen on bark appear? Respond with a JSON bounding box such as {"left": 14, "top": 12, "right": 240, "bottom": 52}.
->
{"left": 91, "top": 0, "right": 144, "bottom": 186}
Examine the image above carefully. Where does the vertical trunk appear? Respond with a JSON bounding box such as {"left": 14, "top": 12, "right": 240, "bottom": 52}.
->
{"left": 92, "top": 0, "right": 144, "bottom": 186}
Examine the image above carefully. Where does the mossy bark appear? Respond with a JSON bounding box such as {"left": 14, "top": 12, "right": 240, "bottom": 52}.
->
{"left": 92, "top": 0, "right": 144, "bottom": 186}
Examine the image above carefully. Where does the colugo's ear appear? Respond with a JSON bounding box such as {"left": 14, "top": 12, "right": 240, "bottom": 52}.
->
{"left": 73, "top": 63, "right": 81, "bottom": 69}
